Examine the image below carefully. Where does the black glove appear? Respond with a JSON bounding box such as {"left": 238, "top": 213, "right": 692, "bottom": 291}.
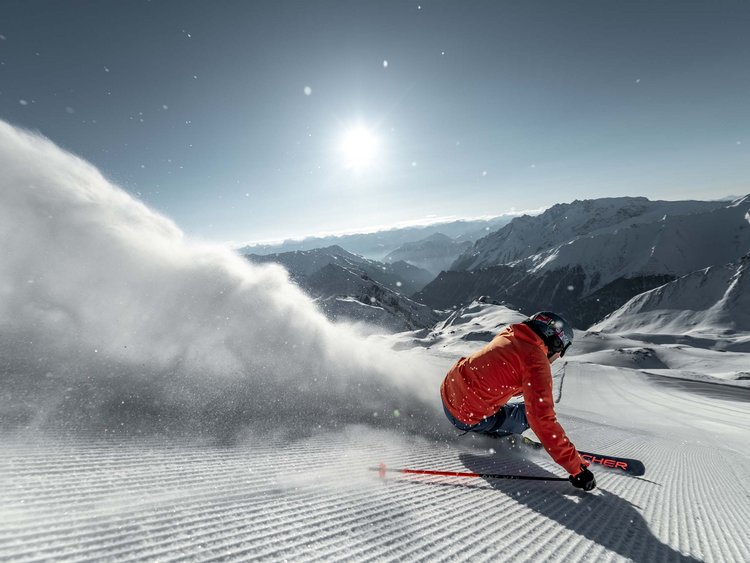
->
{"left": 569, "top": 465, "right": 596, "bottom": 491}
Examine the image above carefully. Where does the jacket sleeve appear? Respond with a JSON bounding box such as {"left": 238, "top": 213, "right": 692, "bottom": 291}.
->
{"left": 522, "top": 352, "right": 587, "bottom": 475}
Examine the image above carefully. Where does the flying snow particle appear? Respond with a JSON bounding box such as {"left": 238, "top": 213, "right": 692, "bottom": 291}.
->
{"left": 393, "top": 409, "right": 400, "bottom": 417}
{"left": 482, "top": 170, "right": 487, "bottom": 176}
{"left": 104, "top": 66, "right": 110, "bottom": 73}
{"left": 383, "top": 60, "right": 389, "bottom": 68}
{"left": 737, "top": 141, "right": 742, "bottom": 145}
{"left": 636, "top": 78, "right": 641, "bottom": 83}
{"left": 411, "top": 161, "right": 417, "bottom": 167}
{"left": 567, "top": 285, "right": 575, "bottom": 291}
{"left": 162, "top": 105, "right": 168, "bottom": 110}
{"left": 65, "top": 107, "right": 75, "bottom": 114}
{"left": 19, "top": 99, "right": 28, "bottom": 106}
{"left": 396, "top": 281, "right": 402, "bottom": 287}
{"left": 0, "top": 35, "right": 6, "bottom": 41}
{"left": 303, "top": 86, "right": 312, "bottom": 96}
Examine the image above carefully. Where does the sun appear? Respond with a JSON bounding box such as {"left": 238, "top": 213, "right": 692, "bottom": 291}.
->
{"left": 339, "top": 125, "right": 379, "bottom": 171}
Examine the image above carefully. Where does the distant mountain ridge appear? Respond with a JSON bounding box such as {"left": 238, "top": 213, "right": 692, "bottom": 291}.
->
{"left": 383, "top": 233, "right": 472, "bottom": 276}
{"left": 419, "top": 195, "right": 750, "bottom": 328}
{"left": 246, "top": 245, "right": 434, "bottom": 296}
{"left": 452, "top": 197, "right": 728, "bottom": 271}
{"left": 510, "top": 197, "right": 750, "bottom": 292}
{"left": 238, "top": 216, "right": 514, "bottom": 260}
{"left": 245, "top": 246, "right": 440, "bottom": 332}
{"left": 246, "top": 195, "right": 750, "bottom": 333}
{"left": 308, "top": 263, "right": 442, "bottom": 332}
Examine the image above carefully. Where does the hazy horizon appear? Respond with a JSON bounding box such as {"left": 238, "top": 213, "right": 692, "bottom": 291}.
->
{"left": 235, "top": 192, "right": 746, "bottom": 249}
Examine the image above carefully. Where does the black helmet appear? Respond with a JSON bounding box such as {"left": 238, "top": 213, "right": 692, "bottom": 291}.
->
{"left": 524, "top": 311, "right": 574, "bottom": 358}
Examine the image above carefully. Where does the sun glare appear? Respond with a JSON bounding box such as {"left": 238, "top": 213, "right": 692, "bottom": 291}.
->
{"left": 339, "top": 125, "right": 379, "bottom": 171}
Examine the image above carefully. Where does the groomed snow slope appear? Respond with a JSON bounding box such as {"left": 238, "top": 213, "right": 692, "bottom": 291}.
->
{"left": 2, "top": 357, "right": 748, "bottom": 562}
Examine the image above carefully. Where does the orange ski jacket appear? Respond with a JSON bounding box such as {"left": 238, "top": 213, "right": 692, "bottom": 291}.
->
{"left": 440, "top": 322, "right": 587, "bottom": 475}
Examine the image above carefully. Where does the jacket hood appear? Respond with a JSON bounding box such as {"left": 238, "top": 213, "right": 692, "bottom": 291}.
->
{"left": 511, "top": 322, "right": 547, "bottom": 352}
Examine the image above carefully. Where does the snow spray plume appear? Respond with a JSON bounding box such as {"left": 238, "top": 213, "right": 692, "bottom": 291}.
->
{"left": 0, "top": 120, "right": 444, "bottom": 438}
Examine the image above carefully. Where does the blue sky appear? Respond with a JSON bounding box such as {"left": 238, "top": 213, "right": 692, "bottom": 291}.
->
{"left": 1, "top": 0, "right": 748, "bottom": 244}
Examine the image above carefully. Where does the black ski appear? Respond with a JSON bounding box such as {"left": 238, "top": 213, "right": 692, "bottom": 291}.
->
{"left": 515, "top": 436, "right": 646, "bottom": 476}
{"left": 578, "top": 450, "right": 645, "bottom": 476}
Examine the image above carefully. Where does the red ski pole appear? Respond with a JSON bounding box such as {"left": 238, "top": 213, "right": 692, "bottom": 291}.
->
{"left": 371, "top": 462, "right": 567, "bottom": 482}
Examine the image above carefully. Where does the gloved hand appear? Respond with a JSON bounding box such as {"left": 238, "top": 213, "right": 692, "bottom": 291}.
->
{"left": 569, "top": 465, "right": 596, "bottom": 491}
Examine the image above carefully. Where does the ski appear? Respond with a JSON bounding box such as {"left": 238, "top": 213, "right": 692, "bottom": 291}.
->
{"left": 515, "top": 436, "right": 646, "bottom": 476}
{"left": 579, "top": 451, "right": 645, "bottom": 476}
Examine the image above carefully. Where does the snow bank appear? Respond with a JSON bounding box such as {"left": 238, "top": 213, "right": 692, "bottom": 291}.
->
{"left": 0, "top": 120, "right": 444, "bottom": 437}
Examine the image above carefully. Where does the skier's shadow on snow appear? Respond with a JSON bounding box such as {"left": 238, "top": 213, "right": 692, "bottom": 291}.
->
{"left": 458, "top": 452, "right": 701, "bottom": 563}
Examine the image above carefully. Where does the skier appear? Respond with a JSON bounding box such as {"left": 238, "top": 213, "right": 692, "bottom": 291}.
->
{"left": 440, "top": 311, "right": 596, "bottom": 491}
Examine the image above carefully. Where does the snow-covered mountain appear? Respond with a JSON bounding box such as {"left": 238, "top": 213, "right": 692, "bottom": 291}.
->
{"left": 246, "top": 246, "right": 440, "bottom": 332}
{"left": 452, "top": 197, "right": 727, "bottom": 271}
{"left": 310, "top": 263, "right": 443, "bottom": 332}
{"left": 516, "top": 196, "right": 750, "bottom": 289}
{"left": 246, "top": 245, "right": 435, "bottom": 296}
{"left": 391, "top": 299, "right": 527, "bottom": 352}
{"left": 419, "top": 196, "right": 750, "bottom": 328}
{"left": 383, "top": 233, "right": 472, "bottom": 276}
{"left": 239, "top": 216, "right": 514, "bottom": 261}
{"left": 593, "top": 253, "right": 750, "bottom": 338}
